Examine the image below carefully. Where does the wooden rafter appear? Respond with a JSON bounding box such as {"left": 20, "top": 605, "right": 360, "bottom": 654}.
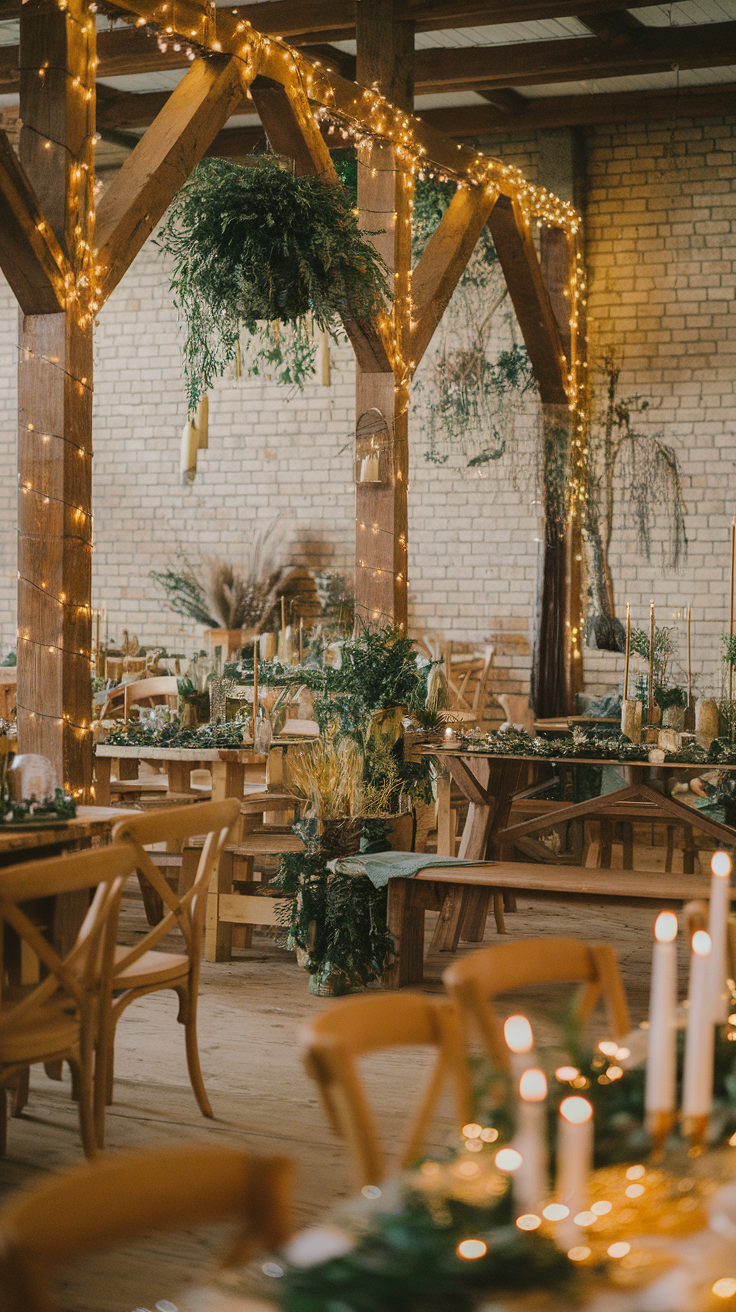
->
{"left": 487, "top": 194, "right": 568, "bottom": 407}
{"left": 0, "top": 0, "right": 667, "bottom": 32}
{"left": 95, "top": 54, "right": 248, "bottom": 303}
{"left": 409, "top": 181, "right": 499, "bottom": 370}
{"left": 0, "top": 129, "right": 69, "bottom": 314}
{"left": 2, "top": 12, "right": 733, "bottom": 97}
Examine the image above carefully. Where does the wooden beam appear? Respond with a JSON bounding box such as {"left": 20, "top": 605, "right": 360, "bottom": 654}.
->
{"left": 578, "top": 8, "right": 643, "bottom": 46}
{"left": 95, "top": 54, "right": 247, "bottom": 303}
{"left": 205, "top": 124, "right": 265, "bottom": 156}
{"left": 354, "top": 0, "right": 414, "bottom": 631}
{"left": 414, "top": 21, "right": 736, "bottom": 93}
{"left": 422, "top": 79, "right": 736, "bottom": 136}
{"left": 409, "top": 180, "right": 498, "bottom": 369}
{"left": 17, "top": 0, "right": 96, "bottom": 798}
{"left": 0, "top": 129, "right": 69, "bottom": 314}
{"left": 487, "top": 194, "right": 567, "bottom": 407}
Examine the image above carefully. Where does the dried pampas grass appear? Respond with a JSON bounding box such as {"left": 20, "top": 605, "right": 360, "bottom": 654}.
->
{"left": 203, "top": 519, "right": 295, "bottom": 631}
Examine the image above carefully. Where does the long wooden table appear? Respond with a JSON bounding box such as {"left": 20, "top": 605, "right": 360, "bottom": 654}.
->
{"left": 430, "top": 747, "right": 736, "bottom": 865}
{"left": 94, "top": 744, "right": 264, "bottom": 806}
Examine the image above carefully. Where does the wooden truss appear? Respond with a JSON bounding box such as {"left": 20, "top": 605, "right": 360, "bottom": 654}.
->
{"left": 0, "top": 0, "right": 584, "bottom": 791}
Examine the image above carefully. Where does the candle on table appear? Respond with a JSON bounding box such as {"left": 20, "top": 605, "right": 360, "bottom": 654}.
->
{"left": 623, "top": 602, "right": 631, "bottom": 702}
{"left": 555, "top": 1096, "right": 593, "bottom": 1251}
{"left": 645, "top": 911, "right": 678, "bottom": 1142}
{"left": 682, "top": 929, "right": 715, "bottom": 1138}
{"left": 731, "top": 518, "right": 736, "bottom": 704}
{"left": 649, "top": 599, "right": 655, "bottom": 716}
{"left": 687, "top": 605, "right": 692, "bottom": 707}
{"left": 515, "top": 1067, "right": 548, "bottom": 1214}
{"left": 252, "top": 639, "right": 258, "bottom": 740}
{"left": 708, "top": 851, "right": 732, "bottom": 1024}
{"left": 299, "top": 617, "right": 304, "bottom": 664}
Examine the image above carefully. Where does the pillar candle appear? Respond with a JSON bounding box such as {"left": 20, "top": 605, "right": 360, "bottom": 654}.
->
{"left": 645, "top": 912, "right": 678, "bottom": 1116}
{"left": 555, "top": 1096, "right": 593, "bottom": 1250}
{"left": 515, "top": 1067, "right": 548, "bottom": 1213}
{"left": 682, "top": 930, "right": 715, "bottom": 1122}
{"left": 708, "top": 851, "right": 732, "bottom": 1023}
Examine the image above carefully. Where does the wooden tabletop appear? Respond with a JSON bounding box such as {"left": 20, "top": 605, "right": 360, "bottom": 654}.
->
{"left": 427, "top": 746, "right": 736, "bottom": 771}
{"left": 95, "top": 739, "right": 315, "bottom": 761}
{"left": 0, "top": 804, "right": 137, "bottom": 855}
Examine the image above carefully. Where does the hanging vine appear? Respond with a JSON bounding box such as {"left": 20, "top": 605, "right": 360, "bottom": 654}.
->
{"left": 584, "top": 351, "right": 688, "bottom": 651}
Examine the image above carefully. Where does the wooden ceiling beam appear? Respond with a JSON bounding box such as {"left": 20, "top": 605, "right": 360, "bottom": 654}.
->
{"left": 3, "top": 17, "right": 736, "bottom": 95}
{"left": 95, "top": 54, "right": 247, "bottom": 303}
{"left": 0, "top": 129, "right": 70, "bottom": 314}
{"left": 0, "top": 0, "right": 662, "bottom": 28}
{"left": 421, "top": 79, "right": 736, "bottom": 135}
{"left": 577, "top": 8, "right": 643, "bottom": 47}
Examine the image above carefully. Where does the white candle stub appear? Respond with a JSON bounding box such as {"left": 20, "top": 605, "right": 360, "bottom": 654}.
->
{"left": 645, "top": 911, "right": 678, "bottom": 1116}
{"left": 505, "top": 1014, "right": 535, "bottom": 1082}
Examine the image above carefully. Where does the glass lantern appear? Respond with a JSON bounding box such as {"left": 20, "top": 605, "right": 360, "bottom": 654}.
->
{"left": 355, "top": 408, "right": 391, "bottom": 486}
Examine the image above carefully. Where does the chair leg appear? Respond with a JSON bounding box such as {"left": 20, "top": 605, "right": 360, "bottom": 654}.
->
{"left": 176, "top": 984, "right": 213, "bottom": 1119}
{"left": 0, "top": 1086, "right": 6, "bottom": 1156}
{"left": 493, "top": 891, "right": 506, "bottom": 934}
{"left": 71, "top": 1056, "right": 98, "bottom": 1159}
{"left": 9, "top": 1067, "right": 29, "bottom": 1118}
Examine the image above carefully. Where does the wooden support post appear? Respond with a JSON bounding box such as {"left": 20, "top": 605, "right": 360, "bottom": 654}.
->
{"left": 17, "top": 0, "right": 96, "bottom": 797}
{"left": 354, "top": 0, "right": 414, "bottom": 630}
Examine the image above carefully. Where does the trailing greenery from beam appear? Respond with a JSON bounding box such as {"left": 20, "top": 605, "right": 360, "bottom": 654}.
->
{"left": 158, "top": 157, "right": 389, "bottom": 411}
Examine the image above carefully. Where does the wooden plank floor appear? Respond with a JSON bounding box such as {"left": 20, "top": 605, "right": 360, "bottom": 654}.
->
{"left": 0, "top": 877, "right": 695, "bottom": 1312}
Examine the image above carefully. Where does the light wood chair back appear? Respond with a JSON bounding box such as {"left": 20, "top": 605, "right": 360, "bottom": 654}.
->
{"left": 443, "top": 937, "right": 631, "bottom": 1070}
{"left": 301, "top": 991, "right": 472, "bottom": 1187}
{"left": 100, "top": 675, "right": 179, "bottom": 721}
{"left": 111, "top": 799, "right": 240, "bottom": 973}
{"left": 447, "top": 645, "right": 494, "bottom": 719}
{"left": 0, "top": 843, "right": 135, "bottom": 1156}
{"left": 0, "top": 1144, "right": 293, "bottom": 1312}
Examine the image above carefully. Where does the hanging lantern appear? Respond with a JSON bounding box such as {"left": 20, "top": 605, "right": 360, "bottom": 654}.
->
{"left": 355, "top": 407, "right": 391, "bottom": 486}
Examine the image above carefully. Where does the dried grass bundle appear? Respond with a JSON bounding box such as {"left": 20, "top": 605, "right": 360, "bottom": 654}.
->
{"left": 203, "top": 519, "right": 295, "bottom": 631}
{"left": 289, "top": 736, "right": 364, "bottom": 820}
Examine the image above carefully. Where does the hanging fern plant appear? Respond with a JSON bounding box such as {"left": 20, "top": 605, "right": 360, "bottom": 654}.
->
{"left": 157, "top": 158, "right": 389, "bottom": 411}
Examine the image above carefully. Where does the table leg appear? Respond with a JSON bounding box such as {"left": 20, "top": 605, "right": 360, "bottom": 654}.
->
{"left": 211, "top": 760, "right": 246, "bottom": 840}
{"left": 205, "top": 848, "right": 233, "bottom": 963}
{"left": 385, "top": 878, "right": 425, "bottom": 987}
{"left": 95, "top": 756, "right": 111, "bottom": 806}
{"left": 436, "top": 769, "right": 453, "bottom": 857}
{"left": 118, "top": 758, "right": 138, "bottom": 780}
{"left": 168, "top": 760, "right": 194, "bottom": 794}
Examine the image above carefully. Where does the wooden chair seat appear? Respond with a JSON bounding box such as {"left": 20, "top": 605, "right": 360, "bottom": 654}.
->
{"left": 112, "top": 945, "right": 189, "bottom": 989}
{"left": 0, "top": 1006, "right": 80, "bottom": 1065}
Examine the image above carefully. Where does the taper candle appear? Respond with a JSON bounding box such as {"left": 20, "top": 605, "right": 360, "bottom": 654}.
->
{"left": 252, "top": 640, "right": 258, "bottom": 741}
{"left": 731, "top": 518, "right": 736, "bottom": 703}
{"left": 623, "top": 602, "right": 631, "bottom": 701}
{"left": 649, "top": 599, "right": 655, "bottom": 714}
{"left": 555, "top": 1097, "right": 593, "bottom": 1250}
{"left": 281, "top": 594, "right": 286, "bottom": 646}
{"left": 504, "top": 1014, "right": 535, "bottom": 1082}
{"left": 515, "top": 1067, "right": 548, "bottom": 1213}
{"left": 707, "top": 851, "right": 732, "bottom": 1023}
{"left": 645, "top": 912, "right": 678, "bottom": 1119}
{"left": 682, "top": 930, "right": 715, "bottom": 1124}
{"left": 687, "top": 605, "right": 692, "bottom": 708}
{"left": 299, "top": 617, "right": 304, "bottom": 664}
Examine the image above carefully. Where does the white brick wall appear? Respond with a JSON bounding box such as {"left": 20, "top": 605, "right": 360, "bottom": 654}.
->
{"left": 0, "top": 113, "right": 734, "bottom": 719}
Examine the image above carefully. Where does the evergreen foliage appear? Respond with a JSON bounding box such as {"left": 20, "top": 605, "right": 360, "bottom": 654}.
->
{"left": 158, "top": 158, "right": 389, "bottom": 410}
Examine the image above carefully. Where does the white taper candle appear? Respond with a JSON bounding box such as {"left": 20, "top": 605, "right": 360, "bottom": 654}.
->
{"left": 708, "top": 851, "right": 732, "bottom": 1023}
{"left": 555, "top": 1096, "right": 593, "bottom": 1250}
{"left": 515, "top": 1067, "right": 548, "bottom": 1214}
{"left": 645, "top": 911, "right": 678, "bottom": 1116}
{"left": 504, "top": 1014, "right": 535, "bottom": 1083}
{"left": 682, "top": 930, "right": 715, "bottom": 1121}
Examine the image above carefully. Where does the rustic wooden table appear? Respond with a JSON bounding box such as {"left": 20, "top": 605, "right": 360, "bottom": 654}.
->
{"left": 94, "top": 744, "right": 266, "bottom": 806}
{"left": 429, "top": 747, "right": 736, "bottom": 865}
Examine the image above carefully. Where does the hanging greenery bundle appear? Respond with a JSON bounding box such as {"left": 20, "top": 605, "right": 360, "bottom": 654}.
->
{"left": 157, "top": 158, "right": 389, "bottom": 411}
{"left": 410, "top": 178, "right": 537, "bottom": 471}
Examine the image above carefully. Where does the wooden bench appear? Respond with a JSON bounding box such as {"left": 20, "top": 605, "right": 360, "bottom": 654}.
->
{"left": 384, "top": 860, "right": 715, "bottom": 988}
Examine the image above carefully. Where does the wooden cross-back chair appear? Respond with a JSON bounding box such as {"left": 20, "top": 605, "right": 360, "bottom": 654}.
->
{"left": 99, "top": 799, "right": 240, "bottom": 1144}
{"left": 0, "top": 844, "right": 135, "bottom": 1158}
{"left": 443, "top": 938, "right": 631, "bottom": 1071}
{"left": 301, "top": 991, "right": 472, "bottom": 1187}
{"left": 100, "top": 675, "right": 180, "bottom": 721}
{"left": 0, "top": 1144, "right": 293, "bottom": 1312}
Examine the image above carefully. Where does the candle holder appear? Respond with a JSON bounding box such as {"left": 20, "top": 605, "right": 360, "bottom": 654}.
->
{"left": 355, "top": 408, "right": 391, "bottom": 486}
